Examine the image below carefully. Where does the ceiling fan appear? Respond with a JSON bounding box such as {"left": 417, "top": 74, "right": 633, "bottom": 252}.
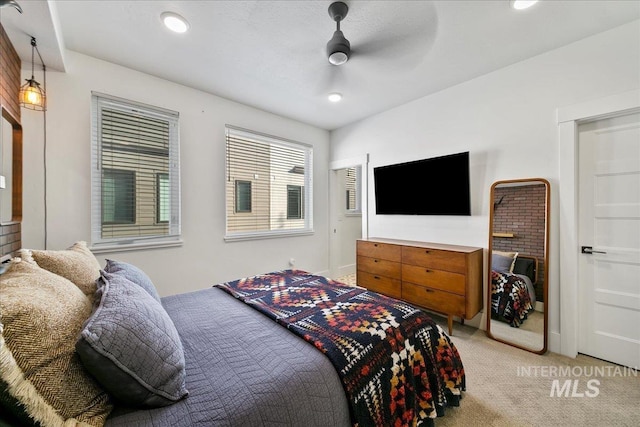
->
{"left": 326, "top": 2, "right": 350, "bottom": 65}
{"left": 317, "top": 1, "right": 436, "bottom": 96}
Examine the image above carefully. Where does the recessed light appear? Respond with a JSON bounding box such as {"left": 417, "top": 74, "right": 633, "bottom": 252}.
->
{"left": 161, "top": 12, "right": 190, "bottom": 33}
{"left": 328, "top": 92, "right": 342, "bottom": 102}
{"left": 510, "top": 0, "right": 538, "bottom": 10}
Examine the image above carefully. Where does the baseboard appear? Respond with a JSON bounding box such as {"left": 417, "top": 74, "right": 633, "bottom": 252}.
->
{"left": 337, "top": 263, "right": 356, "bottom": 278}
{"left": 314, "top": 269, "right": 330, "bottom": 277}
{"left": 535, "top": 301, "right": 544, "bottom": 313}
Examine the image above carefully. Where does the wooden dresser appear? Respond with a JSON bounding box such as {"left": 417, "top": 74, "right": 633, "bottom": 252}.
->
{"left": 356, "top": 238, "right": 483, "bottom": 334}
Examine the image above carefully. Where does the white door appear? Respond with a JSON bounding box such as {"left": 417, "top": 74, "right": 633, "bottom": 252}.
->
{"left": 329, "top": 167, "right": 363, "bottom": 279}
{"left": 578, "top": 111, "right": 640, "bottom": 369}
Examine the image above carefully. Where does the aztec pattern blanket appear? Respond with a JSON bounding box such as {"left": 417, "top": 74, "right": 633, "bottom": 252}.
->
{"left": 215, "top": 270, "right": 465, "bottom": 427}
{"left": 490, "top": 270, "right": 534, "bottom": 327}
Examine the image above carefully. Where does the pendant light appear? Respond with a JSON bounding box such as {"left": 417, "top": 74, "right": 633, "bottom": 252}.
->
{"left": 19, "top": 37, "right": 46, "bottom": 111}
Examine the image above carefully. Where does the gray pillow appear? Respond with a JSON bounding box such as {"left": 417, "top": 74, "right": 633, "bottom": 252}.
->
{"left": 104, "top": 259, "right": 161, "bottom": 302}
{"left": 76, "top": 271, "right": 188, "bottom": 408}
{"left": 492, "top": 253, "right": 514, "bottom": 273}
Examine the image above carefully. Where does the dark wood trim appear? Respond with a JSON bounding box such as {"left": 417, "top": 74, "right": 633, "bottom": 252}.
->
{"left": 2, "top": 108, "right": 23, "bottom": 222}
{"left": 0, "top": 23, "right": 22, "bottom": 260}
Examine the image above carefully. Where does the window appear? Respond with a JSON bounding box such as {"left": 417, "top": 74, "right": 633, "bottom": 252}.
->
{"left": 345, "top": 166, "right": 361, "bottom": 214}
{"left": 91, "top": 93, "right": 181, "bottom": 250}
{"left": 103, "top": 169, "right": 135, "bottom": 224}
{"left": 235, "top": 180, "right": 252, "bottom": 213}
{"left": 156, "top": 173, "right": 169, "bottom": 223}
{"left": 225, "top": 126, "right": 313, "bottom": 240}
{"left": 287, "top": 185, "right": 304, "bottom": 219}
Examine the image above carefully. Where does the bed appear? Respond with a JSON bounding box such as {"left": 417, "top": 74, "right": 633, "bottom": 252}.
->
{"left": 0, "top": 244, "right": 466, "bottom": 427}
{"left": 490, "top": 254, "right": 537, "bottom": 327}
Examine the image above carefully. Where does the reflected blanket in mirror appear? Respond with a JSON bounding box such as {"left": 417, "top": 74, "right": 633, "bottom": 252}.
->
{"left": 490, "top": 270, "right": 534, "bottom": 327}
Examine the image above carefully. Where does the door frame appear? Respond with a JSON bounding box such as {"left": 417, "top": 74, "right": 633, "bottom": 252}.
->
{"left": 329, "top": 154, "right": 369, "bottom": 278}
{"left": 557, "top": 89, "right": 640, "bottom": 358}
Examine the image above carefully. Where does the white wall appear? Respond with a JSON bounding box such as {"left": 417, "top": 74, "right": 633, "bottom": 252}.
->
{"left": 330, "top": 21, "right": 640, "bottom": 350}
{"left": 21, "top": 51, "right": 330, "bottom": 296}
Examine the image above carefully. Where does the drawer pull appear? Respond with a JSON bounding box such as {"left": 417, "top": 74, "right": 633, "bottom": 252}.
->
{"left": 425, "top": 269, "right": 432, "bottom": 273}
{"left": 425, "top": 250, "right": 430, "bottom": 254}
{"left": 424, "top": 288, "right": 434, "bottom": 293}
{"left": 374, "top": 259, "right": 379, "bottom": 263}
{"left": 374, "top": 275, "right": 380, "bottom": 280}
{"left": 374, "top": 244, "right": 378, "bottom": 247}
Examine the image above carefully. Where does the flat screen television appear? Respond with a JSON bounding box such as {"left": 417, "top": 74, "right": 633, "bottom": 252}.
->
{"left": 374, "top": 151, "right": 471, "bottom": 216}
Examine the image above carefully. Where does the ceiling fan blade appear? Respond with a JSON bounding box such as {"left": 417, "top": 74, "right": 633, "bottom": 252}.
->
{"left": 345, "top": 1, "right": 438, "bottom": 71}
{"left": 314, "top": 63, "right": 348, "bottom": 96}
{"left": 351, "top": 30, "right": 436, "bottom": 71}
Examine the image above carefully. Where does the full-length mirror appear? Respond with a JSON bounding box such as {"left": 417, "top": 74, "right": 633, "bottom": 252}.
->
{"left": 1, "top": 113, "right": 14, "bottom": 222}
{"left": 486, "top": 178, "right": 549, "bottom": 353}
{"left": 1, "top": 107, "right": 22, "bottom": 225}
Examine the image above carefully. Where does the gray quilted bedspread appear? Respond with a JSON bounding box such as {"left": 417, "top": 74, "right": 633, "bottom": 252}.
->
{"left": 106, "top": 287, "right": 351, "bottom": 427}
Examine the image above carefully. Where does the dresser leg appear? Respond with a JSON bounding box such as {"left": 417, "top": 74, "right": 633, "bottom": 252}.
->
{"left": 447, "top": 315, "right": 453, "bottom": 335}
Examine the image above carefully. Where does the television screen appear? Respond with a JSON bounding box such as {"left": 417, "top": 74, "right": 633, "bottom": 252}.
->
{"left": 374, "top": 151, "right": 471, "bottom": 216}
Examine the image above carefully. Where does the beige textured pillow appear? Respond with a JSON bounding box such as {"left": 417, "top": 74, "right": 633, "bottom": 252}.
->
{"left": 25, "top": 241, "right": 101, "bottom": 296}
{"left": 0, "top": 258, "right": 112, "bottom": 426}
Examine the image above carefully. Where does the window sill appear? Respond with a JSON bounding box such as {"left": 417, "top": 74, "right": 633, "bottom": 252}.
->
{"left": 90, "top": 239, "right": 183, "bottom": 254}
{"left": 224, "top": 229, "right": 314, "bottom": 242}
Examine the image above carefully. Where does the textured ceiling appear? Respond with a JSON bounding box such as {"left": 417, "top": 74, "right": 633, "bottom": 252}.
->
{"left": 2, "top": 1, "right": 639, "bottom": 130}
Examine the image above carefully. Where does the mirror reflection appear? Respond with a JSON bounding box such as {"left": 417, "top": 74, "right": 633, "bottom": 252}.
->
{"left": 1, "top": 114, "right": 13, "bottom": 223}
{"left": 487, "top": 178, "right": 549, "bottom": 353}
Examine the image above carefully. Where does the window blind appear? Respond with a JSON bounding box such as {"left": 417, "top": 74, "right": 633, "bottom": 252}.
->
{"left": 345, "top": 166, "right": 357, "bottom": 211}
{"left": 225, "top": 126, "right": 313, "bottom": 239}
{"left": 91, "top": 94, "right": 180, "bottom": 248}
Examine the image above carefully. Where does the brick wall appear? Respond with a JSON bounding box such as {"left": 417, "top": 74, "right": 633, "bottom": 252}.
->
{"left": 492, "top": 184, "right": 546, "bottom": 302}
{"left": 0, "top": 222, "right": 20, "bottom": 255}
{"left": 0, "top": 23, "right": 22, "bottom": 259}
{"left": 0, "top": 23, "right": 21, "bottom": 119}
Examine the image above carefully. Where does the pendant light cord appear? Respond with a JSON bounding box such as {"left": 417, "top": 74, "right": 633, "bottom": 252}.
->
{"left": 31, "top": 37, "right": 48, "bottom": 249}
{"left": 42, "top": 64, "right": 47, "bottom": 249}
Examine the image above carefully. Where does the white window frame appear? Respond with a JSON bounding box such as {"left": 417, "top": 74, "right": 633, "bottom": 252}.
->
{"left": 90, "top": 93, "right": 182, "bottom": 252}
{"left": 225, "top": 125, "right": 313, "bottom": 241}
{"left": 345, "top": 166, "right": 362, "bottom": 216}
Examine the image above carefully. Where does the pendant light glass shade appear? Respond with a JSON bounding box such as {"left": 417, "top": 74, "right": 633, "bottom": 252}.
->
{"left": 19, "top": 37, "right": 46, "bottom": 111}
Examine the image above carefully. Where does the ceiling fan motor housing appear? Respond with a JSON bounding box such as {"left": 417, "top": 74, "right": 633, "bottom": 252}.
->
{"left": 327, "top": 30, "right": 350, "bottom": 65}
{"left": 327, "top": 1, "right": 351, "bottom": 65}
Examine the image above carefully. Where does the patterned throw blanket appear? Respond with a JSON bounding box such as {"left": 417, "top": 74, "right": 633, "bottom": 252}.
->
{"left": 490, "top": 270, "right": 534, "bottom": 327}
{"left": 215, "top": 270, "right": 465, "bottom": 427}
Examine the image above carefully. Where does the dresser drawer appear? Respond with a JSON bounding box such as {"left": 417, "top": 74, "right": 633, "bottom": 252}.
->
{"left": 357, "top": 256, "right": 401, "bottom": 278}
{"left": 402, "top": 264, "right": 466, "bottom": 295}
{"left": 402, "top": 246, "right": 466, "bottom": 273}
{"left": 402, "top": 282, "right": 465, "bottom": 317}
{"left": 357, "top": 271, "right": 401, "bottom": 299}
{"left": 357, "top": 241, "right": 402, "bottom": 262}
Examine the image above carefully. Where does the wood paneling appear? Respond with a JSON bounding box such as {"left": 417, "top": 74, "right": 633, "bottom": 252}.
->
{"left": 0, "top": 23, "right": 22, "bottom": 259}
{"left": 0, "top": 24, "right": 21, "bottom": 119}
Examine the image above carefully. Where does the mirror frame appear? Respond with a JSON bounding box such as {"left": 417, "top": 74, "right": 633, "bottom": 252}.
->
{"left": 0, "top": 107, "right": 22, "bottom": 225}
{"left": 486, "top": 178, "right": 550, "bottom": 354}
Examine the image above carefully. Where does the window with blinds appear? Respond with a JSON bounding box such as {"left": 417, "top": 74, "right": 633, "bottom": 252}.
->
{"left": 345, "top": 166, "right": 361, "bottom": 213}
{"left": 91, "top": 93, "right": 181, "bottom": 249}
{"left": 225, "top": 126, "right": 313, "bottom": 240}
